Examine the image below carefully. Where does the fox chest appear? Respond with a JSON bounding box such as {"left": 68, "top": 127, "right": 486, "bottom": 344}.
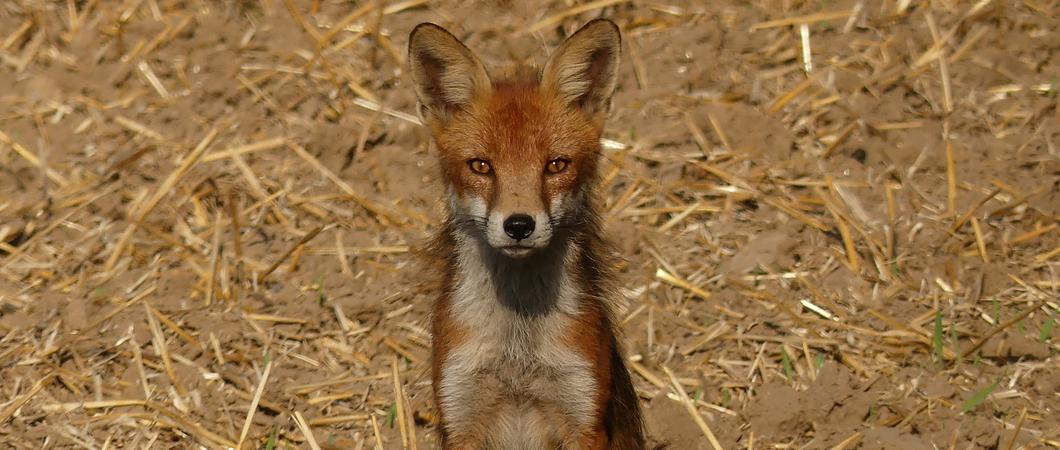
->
{"left": 437, "top": 303, "right": 599, "bottom": 446}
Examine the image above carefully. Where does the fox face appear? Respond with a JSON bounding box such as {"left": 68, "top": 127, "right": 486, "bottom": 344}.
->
{"left": 409, "top": 20, "right": 620, "bottom": 258}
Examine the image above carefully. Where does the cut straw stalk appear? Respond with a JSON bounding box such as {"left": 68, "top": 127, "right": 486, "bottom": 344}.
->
{"left": 799, "top": 23, "right": 812, "bottom": 73}
{"left": 42, "top": 400, "right": 236, "bottom": 447}
{"left": 114, "top": 115, "right": 167, "bottom": 141}
{"left": 662, "top": 366, "right": 723, "bottom": 450}
{"left": 768, "top": 72, "right": 821, "bottom": 114}
{"left": 288, "top": 142, "right": 404, "bottom": 225}
{"left": 316, "top": 2, "right": 377, "bottom": 47}
{"left": 0, "top": 373, "right": 55, "bottom": 424}
{"left": 129, "top": 338, "right": 151, "bottom": 399}
{"left": 148, "top": 303, "right": 202, "bottom": 350}
{"left": 950, "top": 187, "right": 1001, "bottom": 232}
{"left": 371, "top": 415, "right": 385, "bottom": 449}
{"left": 970, "top": 217, "right": 989, "bottom": 263}
{"left": 281, "top": 0, "right": 322, "bottom": 41}
{"left": 259, "top": 225, "right": 325, "bottom": 281}
{"left": 830, "top": 431, "right": 863, "bottom": 450}
{"left": 821, "top": 122, "right": 858, "bottom": 159}
{"left": 1002, "top": 407, "right": 1027, "bottom": 450}
{"left": 525, "top": 0, "right": 629, "bottom": 33}
{"left": 201, "top": 137, "right": 286, "bottom": 162}
{"left": 750, "top": 9, "right": 855, "bottom": 30}
{"left": 1035, "top": 246, "right": 1060, "bottom": 263}
{"left": 655, "top": 267, "right": 711, "bottom": 300}
{"left": 627, "top": 360, "right": 666, "bottom": 389}
{"left": 287, "top": 373, "right": 390, "bottom": 395}
{"left": 308, "top": 414, "right": 371, "bottom": 426}
{"left": 657, "top": 202, "right": 702, "bottom": 233}
{"left": 104, "top": 128, "right": 219, "bottom": 272}
{"left": 144, "top": 302, "right": 185, "bottom": 397}
{"left": 392, "top": 356, "right": 410, "bottom": 449}
{"left": 0, "top": 130, "right": 69, "bottom": 187}
{"left": 1010, "top": 223, "right": 1056, "bottom": 245}
{"left": 1, "top": 19, "right": 32, "bottom": 51}
{"left": 294, "top": 410, "right": 322, "bottom": 448}
{"left": 237, "top": 359, "right": 272, "bottom": 449}
{"left": 961, "top": 300, "right": 1047, "bottom": 359}
{"left": 924, "top": 13, "right": 953, "bottom": 113}
{"left": 831, "top": 207, "right": 860, "bottom": 272}
{"left": 683, "top": 112, "right": 712, "bottom": 157}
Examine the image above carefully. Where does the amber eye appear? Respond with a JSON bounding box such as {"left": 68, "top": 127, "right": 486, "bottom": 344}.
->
{"left": 546, "top": 159, "right": 569, "bottom": 174}
{"left": 468, "top": 159, "right": 491, "bottom": 174}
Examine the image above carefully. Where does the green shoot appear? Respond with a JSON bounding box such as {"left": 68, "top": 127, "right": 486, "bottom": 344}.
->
{"left": 780, "top": 347, "right": 795, "bottom": 380}
{"left": 962, "top": 380, "right": 999, "bottom": 413}
{"left": 264, "top": 427, "right": 278, "bottom": 450}
{"left": 385, "top": 403, "right": 397, "bottom": 428}
{"left": 1041, "top": 312, "right": 1054, "bottom": 343}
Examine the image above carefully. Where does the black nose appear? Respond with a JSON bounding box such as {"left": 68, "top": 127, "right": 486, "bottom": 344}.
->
{"left": 503, "top": 214, "right": 535, "bottom": 240}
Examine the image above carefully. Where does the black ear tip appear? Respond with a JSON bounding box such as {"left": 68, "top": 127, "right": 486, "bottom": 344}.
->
{"left": 409, "top": 22, "right": 446, "bottom": 41}
{"left": 585, "top": 18, "right": 618, "bottom": 28}
{"left": 583, "top": 18, "right": 620, "bottom": 35}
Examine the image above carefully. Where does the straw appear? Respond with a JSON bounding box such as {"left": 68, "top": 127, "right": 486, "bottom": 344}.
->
{"left": 0, "top": 2, "right": 1054, "bottom": 448}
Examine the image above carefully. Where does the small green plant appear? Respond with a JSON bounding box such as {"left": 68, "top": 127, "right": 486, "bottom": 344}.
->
{"left": 385, "top": 403, "right": 397, "bottom": 428}
{"left": 263, "top": 427, "right": 278, "bottom": 450}
{"left": 780, "top": 347, "right": 795, "bottom": 380}
{"left": 1041, "top": 312, "right": 1054, "bottom": 343}
{"left": 933, "top": 311, "right": 945, "bottom": 364}
{"left": 962, "top": 380, "right": 999, "bottom": 413}
{"left": 314, "top": 274, "right": 327, "bottom": 305}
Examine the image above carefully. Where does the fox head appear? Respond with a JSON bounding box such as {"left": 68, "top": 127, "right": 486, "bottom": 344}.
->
{"left": 408, "top": 20, "right": 620, "bottom": 258}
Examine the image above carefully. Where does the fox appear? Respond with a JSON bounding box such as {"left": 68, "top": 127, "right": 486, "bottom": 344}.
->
{"left": 406, "top": 19, "right": 647, "bottom": 450}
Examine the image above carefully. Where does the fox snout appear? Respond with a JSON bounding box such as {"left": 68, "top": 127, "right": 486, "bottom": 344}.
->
{"left": 488, "top": 204, "right": 552, "bottom": 257}
{"left": 502, "top": 214, "right": 534, "bottom": 239}
{"left": 490, "top": 210, "right": 549, "bottom": 257}
{"left": 452, "top": 183, "right": 563, "bottom": 258}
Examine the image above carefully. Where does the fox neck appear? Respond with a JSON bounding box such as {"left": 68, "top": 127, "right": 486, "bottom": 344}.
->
{"left": 444, "top": 197, "right": 601, "bottom": 319}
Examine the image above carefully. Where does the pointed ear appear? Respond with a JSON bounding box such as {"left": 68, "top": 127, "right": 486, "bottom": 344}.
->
{"left": 541, "top": 19, "right": 621, "bottom": 123}
{"left": 407, "top": 23, "right": 491, "bottom": 126}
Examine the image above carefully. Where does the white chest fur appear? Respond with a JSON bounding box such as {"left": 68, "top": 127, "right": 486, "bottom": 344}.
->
{"left": 438, "top": 236, "right": 598, "bottom": 447}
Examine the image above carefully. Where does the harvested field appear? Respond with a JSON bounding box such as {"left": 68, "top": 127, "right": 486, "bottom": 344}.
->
{"left": 1, "top": 0, "right": 1058, "bottom": 448}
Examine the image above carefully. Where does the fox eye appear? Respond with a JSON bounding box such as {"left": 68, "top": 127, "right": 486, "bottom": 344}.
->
{"left": 468, "top": 159, "right": 492, "bottom": 174}
{"left": 546, "top": 158, "right": 569, "bottom": 174}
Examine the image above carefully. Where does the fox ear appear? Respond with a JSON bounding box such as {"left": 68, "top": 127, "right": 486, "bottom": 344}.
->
{"left": 408, "top": 23, "right": 491, "bottom": 126}
{"left": 541, "top": 19, "right": 621, "bottom": 123}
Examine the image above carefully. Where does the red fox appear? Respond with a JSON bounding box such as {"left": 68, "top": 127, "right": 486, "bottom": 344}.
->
{"left": 407, "top": 19, "right": 647, "bottom": 449}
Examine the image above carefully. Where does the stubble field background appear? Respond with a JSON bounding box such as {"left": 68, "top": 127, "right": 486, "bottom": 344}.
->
{"left": 0, "top": 0, "right": 1057, "bottom": 448}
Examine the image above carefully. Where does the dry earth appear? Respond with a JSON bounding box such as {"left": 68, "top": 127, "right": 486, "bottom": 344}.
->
{"left": 1, "top": 1, "right": 1058, "bottom": 449}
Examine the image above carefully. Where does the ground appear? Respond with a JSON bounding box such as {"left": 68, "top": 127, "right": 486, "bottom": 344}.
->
{"left": 0, "top": 0, "right": 1057, "bottom": 449}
